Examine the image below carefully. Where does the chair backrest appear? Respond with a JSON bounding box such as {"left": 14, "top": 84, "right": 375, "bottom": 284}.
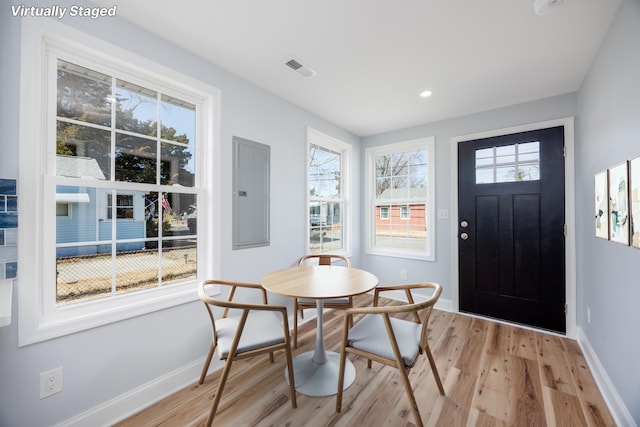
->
{"left": 198, "top": 279, "right": 297, "bottom": 425}
{"left": 297, "top": 254, "right": 351, "bottom": 267}
{"left": 409, "top": 283, "right": 441, "bottom": 349}
{"left": 199, "top": 279, "right": 269, "bottom": 339}
{"left": 337, "top": 282, "right": 444, "bottom": 426}
{"left": 369, "top": 282, "right": 441, "bottom": 350}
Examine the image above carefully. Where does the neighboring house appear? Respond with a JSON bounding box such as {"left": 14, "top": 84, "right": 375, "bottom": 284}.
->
{"left": 375, "top": 187, "right": 427, "bottom": 233}
{"left": 55, "top": 155, "right": 146, "bottom": 257}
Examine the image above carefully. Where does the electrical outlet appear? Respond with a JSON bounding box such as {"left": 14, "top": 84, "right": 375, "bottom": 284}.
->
{"left": 400, "top": 269, "right": 408, "bottom": 281}
{"left": 40, "top": 367, "right": 63, "bottom": 399}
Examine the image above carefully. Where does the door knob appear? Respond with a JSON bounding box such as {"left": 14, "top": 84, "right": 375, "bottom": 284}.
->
{"left": 460, "top": 220, "right": 469, "bottom": 228}
{"left": 460, "top": 232, "right": 469, "bottom": 240}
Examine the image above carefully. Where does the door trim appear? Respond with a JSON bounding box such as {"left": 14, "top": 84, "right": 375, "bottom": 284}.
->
{"left": 450, "top": 117, "right": 576, "bottom": 338}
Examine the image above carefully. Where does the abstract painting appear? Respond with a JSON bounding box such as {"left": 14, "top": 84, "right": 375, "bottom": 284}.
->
{"left": 630, "top": 157, "right": 640, "bottom": 249}
{"left": 594, "top": 170, "right": 608, "bottom": 239}
{"left": 608, "top": 162, "right": 629, "bottom": 245}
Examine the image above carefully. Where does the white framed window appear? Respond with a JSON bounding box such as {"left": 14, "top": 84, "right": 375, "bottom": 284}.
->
{"left": 107, "top": 193, "right": 134, "bottom": 219}
{"left": 400, "top": 205, "right": 410, "bottom": 220}
{"left": 18, "top": 19, "right": 220, "bottom": 345}
{"left": 56, "top": 203, "right": 71, "bottom": 218}
{"left": 365, "top": 137, "right": 435, "bottom": 261}
{"left": 380, "top": 206, "right": 390, "bottom": 220}
{"left": 307, "top": 128, "right": 351, "bottom": 255}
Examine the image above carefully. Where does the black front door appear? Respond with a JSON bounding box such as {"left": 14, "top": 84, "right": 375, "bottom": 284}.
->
{"left": 458, "top": 126, "right": 566, "bottom": 333}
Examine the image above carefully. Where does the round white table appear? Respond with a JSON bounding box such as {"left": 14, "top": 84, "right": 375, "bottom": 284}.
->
{"left": 262, "top": 265, "right": 378, "bottom": 396}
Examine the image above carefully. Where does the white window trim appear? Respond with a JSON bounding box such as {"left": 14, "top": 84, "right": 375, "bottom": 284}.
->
{"left": 400, "top": 205, "right": 411, "bottom": 220}
{"left": 18, "top": 18, "right": 221, "bottom": 346}
{"left": 106, "top": 192, "right": 135, "bottom": 220}
{"left": 380, "top": 206, "right": 389, "bottom": 220}
{"left": 365, "top": 136, "right": 435, "bottom": 261}
{"left": 306, "top": 128, "right": 352, "bottom": 257}
{"left": 56, "top": 203, "right": 72, "bottom": 219}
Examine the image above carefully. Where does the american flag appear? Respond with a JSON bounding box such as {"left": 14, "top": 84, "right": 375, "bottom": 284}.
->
{"left": 161, "top": 195, "right": 171, "bottom": 212}
{"left": 146, "top": 197, "right": 156, "bottom": 220}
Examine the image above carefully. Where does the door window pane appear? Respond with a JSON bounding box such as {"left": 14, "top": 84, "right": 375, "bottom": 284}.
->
{"left": 475, "top": 141, "right": 540, "bottom": 184}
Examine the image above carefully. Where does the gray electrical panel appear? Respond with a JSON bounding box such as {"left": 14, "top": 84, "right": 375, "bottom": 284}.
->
{"left": 232, "top": 136, "right": 270, "bottom": 249}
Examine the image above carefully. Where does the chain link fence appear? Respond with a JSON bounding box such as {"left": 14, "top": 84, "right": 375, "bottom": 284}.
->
{"left": 56, "top": 245, "right": 197, "bottom": 305}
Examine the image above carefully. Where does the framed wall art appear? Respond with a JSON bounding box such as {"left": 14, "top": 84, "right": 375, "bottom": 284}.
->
{"left": 630, "top": 156, "right": 640, "bottom": 249}
{"left": 594, "top": 170, "right": 609, "bottom": 239}
{"left": 608, "top": 162, "right": 629, "bottom": 245}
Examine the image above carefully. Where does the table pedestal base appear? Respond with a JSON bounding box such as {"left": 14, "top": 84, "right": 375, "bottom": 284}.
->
{"left": 284, "top": 351, "right": 355, "bottom": 397}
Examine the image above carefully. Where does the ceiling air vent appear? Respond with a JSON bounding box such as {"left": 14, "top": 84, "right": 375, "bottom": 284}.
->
{"left": 283, "top": 56, "right": 317, "bottom": 77}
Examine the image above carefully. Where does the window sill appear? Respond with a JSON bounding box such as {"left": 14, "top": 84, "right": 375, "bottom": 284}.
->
{"left": 365, "top": 248, "right": 435, "bottom": 262}
{"left": 0, "top": 280, "right": 13, "bottom": 327}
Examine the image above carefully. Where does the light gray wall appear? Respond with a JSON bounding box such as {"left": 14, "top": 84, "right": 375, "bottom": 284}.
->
{"left": 0, "top": 1, "right": 360, "bottom": 426}
{"left": 1, "top": 0, "right": 637, "bottom": 425}
{"left": 361, "top": 93, "right": 578, "bottom": 302}
{"left": 577, "top": 0, "right": 640, "bottom": 423}
{"left": 0, "top": 2, "right": 21, "bottom": 178}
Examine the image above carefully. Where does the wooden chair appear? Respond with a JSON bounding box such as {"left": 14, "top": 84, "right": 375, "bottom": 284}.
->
{"left": 336, "top": 282, "right": 445, "bottom": 427}
{"left": 198, "top": 280, "right": 297, "bottom": 426}
{"left": 293, "top": 254, "right": 352, "bottom": 348}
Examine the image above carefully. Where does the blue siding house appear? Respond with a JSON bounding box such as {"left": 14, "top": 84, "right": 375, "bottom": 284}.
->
{"left": 56, "top": 156, "right": 146, "bottom": 257}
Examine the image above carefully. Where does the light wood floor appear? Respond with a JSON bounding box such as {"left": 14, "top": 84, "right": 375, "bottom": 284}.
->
{"left": 116, "top": 294, "right": 615, "bottom": 426}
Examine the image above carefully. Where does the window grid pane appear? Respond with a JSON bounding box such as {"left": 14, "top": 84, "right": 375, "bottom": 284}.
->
{"left": 57, "top": 60, "right": 112, "bottom": 127}
{"left": 309, "top": 201, "right": 343, "bottom": 254}
{"left": 309, "top": 144, "right": 341, "bottom": 199}
{"left": 475, "top": 141, "right": 540, "bottom": 184}
{"left": 308, "top": 136, "right": 347, "bottom": 255}
{"left": 374, "top": 147, "right": 428, "bottom": 252}
{"left": 55, "top": 59, "right": 199, "bottom": 306}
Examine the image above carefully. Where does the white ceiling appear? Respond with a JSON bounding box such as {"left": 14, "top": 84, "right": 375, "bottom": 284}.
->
{"left": 92, "top": 0, "right": 621, "bottom": 137}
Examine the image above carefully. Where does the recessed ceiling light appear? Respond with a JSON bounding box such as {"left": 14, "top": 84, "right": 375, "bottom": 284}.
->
{"left": 419, "top": 90, "right": 432, "bottom": 98}
{"left": 533, "top": 0, "right": 564, "bottom": 15}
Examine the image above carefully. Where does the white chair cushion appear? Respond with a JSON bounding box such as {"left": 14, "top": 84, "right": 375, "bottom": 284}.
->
{"left": 347, "top": 314, "right": 421, "bottom": 367}
{"left": 216, "top": 311, "right": 285, "bottom": 359}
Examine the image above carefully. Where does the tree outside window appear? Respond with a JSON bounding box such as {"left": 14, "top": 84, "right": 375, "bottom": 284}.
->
{"left": 55, "top": 59, "right": 199, "bottom": 305}
{"left": 366, "top": 137, "right": 435, "bottom": 260}
{"left": 307, "top": 129, "right": 350, "bottom": 255}
{"left": 18, "top": 22, "right": 219, "bottom": 345}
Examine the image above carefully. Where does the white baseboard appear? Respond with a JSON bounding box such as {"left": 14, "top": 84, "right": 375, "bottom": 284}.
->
{"left": 435, "top": 298, "right": 453, "bottom": 312}
{"left": 577, "top": 327, "right": 636, "bottom": 427}
{"left": 55, "top": 357, "right": 215, "bottom": 427}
